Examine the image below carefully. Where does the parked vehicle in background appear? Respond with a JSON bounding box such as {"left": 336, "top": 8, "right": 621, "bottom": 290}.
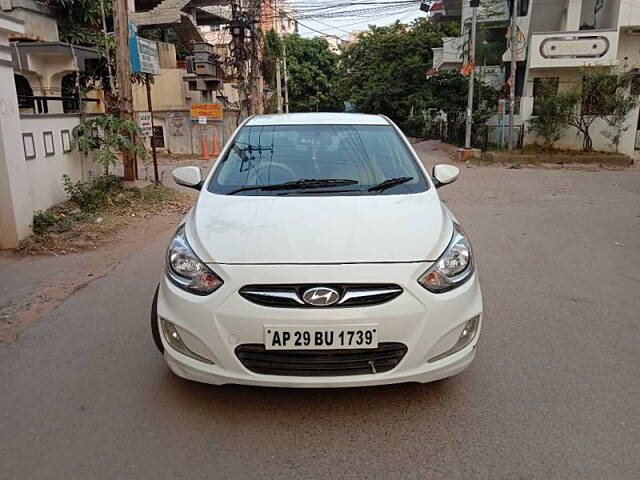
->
{"left": 151, "top": 113, "right": 482, "bottom": 387}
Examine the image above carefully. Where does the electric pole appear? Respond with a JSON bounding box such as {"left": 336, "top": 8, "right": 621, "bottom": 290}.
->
{"left": 276, "top": 59, "right": 283, "bottom": 113}
{"left": 113, "top": 0, "right": 135, "bottom": 180}
{"left": 243, "top": 0, "right": 263, "bottom": 116}
{"left": 145, "top": 73, "right": 159, "bottom": 185}
{"left": 283, "top": 37, "right": 289, "bottom": 113}
{"left": 464, "top": 3, "right": 477, "bottom": 150}
{"left": 508, "top": 0, "right": 518, "bottom": 151}
{"left": 99, "top": 0, "right": 115, "bottom": 93}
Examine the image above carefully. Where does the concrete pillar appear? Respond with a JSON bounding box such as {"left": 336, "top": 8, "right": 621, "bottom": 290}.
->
{"left": 564, "top": 0, "right": 582, "bottom": 31}
{"left": 0, "top": 14, "right": 32, "bottom": 249}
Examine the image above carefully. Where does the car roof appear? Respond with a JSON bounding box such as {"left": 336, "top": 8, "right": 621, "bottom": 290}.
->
{"left": 244, "top": 112, "right": 390, "bottom": 126}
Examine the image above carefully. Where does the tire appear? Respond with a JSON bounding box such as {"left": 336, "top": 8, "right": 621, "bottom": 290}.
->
{"left": 151, "top": 284, "right": 164, "bottom": 354}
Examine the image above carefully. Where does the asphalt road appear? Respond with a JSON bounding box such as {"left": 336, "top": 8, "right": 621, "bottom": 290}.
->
{"left": 2, "top": 146, "right": 640, "bottom": 479}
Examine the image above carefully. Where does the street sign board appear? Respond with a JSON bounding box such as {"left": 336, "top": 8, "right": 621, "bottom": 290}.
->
{"left": 190, "top": 103, "right": 223, "bottom": 120}
{"left": 198, "top": 116, "right": 207, "bottom": 125}
{"left": 129, "top": 22, "right": 160, "bottom": 75}
{"left": 138, "top": 112, "right": 152, "bottom": 137}
{"left": 136, "top": 38, "right": 160, "bottom": 75}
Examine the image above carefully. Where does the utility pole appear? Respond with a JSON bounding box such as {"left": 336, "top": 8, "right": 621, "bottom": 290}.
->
{"left": 464, "top": 4, "right": 478, "bottom": 150}
{"left": 283, "top": 37, "right": 289, "bottom": 113}
{"left": 99, "top": 0, "right": 115, "bottom": 93}
{"left": 229, "top": 0, "right": 246, "bottom": 118}
{"left": 247, "top": 0, "right": 263, "bottom": 115}
{"left": 230, "top": 0, "right": 264, "bottom": 119}
{"left": 113, "top": 0, "right": 135, "bottom": 180}
{"left": 145, "top": 73, "right": 159, "bottom": 185}
{"left": 276, "top": 59, "right": 283, "bottom": 113}
{"left": 274, "top": 2, "right": 283, "bottom": 113}
{"left": 508, "top": 0, "right": 518, "bottom": 151}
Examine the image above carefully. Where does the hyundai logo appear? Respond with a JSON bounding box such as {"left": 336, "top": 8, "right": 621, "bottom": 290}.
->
{"left": 302, "top": 287, "right": 340, "bottom": 306}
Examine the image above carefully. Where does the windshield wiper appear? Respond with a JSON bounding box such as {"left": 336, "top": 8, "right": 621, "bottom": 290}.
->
{"left": 229, "top": 178, "right": 359, "bottom": 195}
{"left": 368, "top": 176, "right": 414, "bottom": 192}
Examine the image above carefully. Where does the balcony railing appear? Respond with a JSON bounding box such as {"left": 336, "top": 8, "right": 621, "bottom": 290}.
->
{"left": 529, "top": 29, "right": 618, "bottom": 69}
{"left": 18, "top": 95, "right": 100, "bottom": 114}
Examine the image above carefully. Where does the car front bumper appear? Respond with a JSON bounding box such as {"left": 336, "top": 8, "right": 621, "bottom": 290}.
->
{"left": 156, "top": 262, "right": 482, "bottom": 388}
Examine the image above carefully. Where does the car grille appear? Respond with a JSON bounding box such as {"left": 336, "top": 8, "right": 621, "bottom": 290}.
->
{"left": 239, "top": 284, "right": 403, "bottom": 308}
{"left": 235, "top": 343, "right": 408, "bottom": 376}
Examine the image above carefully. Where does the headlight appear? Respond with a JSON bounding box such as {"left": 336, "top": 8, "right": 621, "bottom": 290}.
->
{"left": 418, "top": 223, "right": 473, "bottom": 293}
{"left": 166, "top": 225, "right": 223, "bottom": 295}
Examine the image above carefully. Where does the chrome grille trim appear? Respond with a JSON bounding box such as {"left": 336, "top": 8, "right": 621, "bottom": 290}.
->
{"left": 337, "top": 287, "right": 403, "bottom": 305}
{"left": 239, "top": 284, "right": 403, "bottom": 308}
{"left": 240, "top": 290, "right": 305, "bottom": 304}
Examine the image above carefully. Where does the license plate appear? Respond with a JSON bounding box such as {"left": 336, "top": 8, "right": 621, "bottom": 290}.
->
{"left": 264, "top": 325, "right": 379, "bottom": 350}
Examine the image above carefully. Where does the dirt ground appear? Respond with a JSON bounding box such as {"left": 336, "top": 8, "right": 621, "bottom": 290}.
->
{"left": 0, "top": 154, "right": 218, "bottom": 343}
{"left": 0, "top": 204, "right": 188, "bottom": 343}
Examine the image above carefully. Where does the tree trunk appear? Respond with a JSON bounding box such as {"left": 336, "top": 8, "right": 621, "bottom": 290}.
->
{"left": 583, "top": 132, "right": 593, "bottom": 152}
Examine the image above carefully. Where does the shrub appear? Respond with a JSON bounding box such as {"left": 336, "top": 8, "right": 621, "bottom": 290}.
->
{"left": 32, "top": 211, "right": 57, "bottom": 235}
{"left": 601, "top": 95, "right": 639, "bottom": 152}
{"left": 62, "top": 174, "right": 123, "bottom": 213}
{"left": 527, "top": 80, "right": 574, "bottom": 150}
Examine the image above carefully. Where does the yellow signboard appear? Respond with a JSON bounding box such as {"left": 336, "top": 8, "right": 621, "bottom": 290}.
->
{"left": 190, "top": 103, "right": 223, "bottom": 120}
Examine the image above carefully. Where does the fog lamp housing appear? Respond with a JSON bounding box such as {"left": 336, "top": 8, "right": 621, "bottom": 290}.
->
{"left": 428, "top": 315, "right": 480, "bottom": 363}
{"left": 160, "top": 318, "right": 214, "bottom": 364}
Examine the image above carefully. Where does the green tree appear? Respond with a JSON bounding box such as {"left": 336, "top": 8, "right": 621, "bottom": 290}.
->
{"left": 338, "top": 18, "right": 459, "bottom": 127}
{"left": 284, "top": 35, "right": 341, "bottom": 112}
{"left": 410, "top": 70, "right": 498, "bottom": 144}
{"left": 601, "top": 89, "right": 639, "bottom": 152}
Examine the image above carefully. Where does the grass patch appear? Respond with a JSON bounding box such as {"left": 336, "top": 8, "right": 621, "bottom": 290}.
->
{"left": 19, "top": 176, "right": 191, "bottom": 255}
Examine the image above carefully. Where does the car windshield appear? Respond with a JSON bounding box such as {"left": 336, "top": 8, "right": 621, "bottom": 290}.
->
{"left": 207, "top": 124, "right": 428, "bottom": 196}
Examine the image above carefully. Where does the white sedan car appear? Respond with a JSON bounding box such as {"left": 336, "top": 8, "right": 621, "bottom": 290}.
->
{"left": 151, "top": 113, "right": 482, "bottom": 388}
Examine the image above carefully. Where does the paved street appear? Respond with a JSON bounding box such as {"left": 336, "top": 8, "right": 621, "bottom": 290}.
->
{"left": 2, "top": 144, "right": 640, "bottom": 479}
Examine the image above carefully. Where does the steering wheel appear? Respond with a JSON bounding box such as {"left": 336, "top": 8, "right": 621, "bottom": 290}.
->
{"left": 255, "top": 162, "right": 297, "bottom": 182}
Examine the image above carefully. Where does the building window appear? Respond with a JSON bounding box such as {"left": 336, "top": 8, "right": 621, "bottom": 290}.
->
{"left": 15, "top": 74, "right": 35, "bottom": 111}
{"left": 631, "top": 70, "right": 640, "bottom": 96}
{"left": 61, "top": 73, "right": 80, "bottom": 113}
{"left": 22, "top": 133, "right": 36, "bottom": 160}
{"left": 153, "top": 126, "right": 165, "bottom": 148}
{"left": 43, "top": 131, "right": 55, "bottom": 157}
{"left": 61, "top": 129, "right": 72, "bottom": 152}
{"left": 532, "top": 77, "right": 559, "bottom": 116}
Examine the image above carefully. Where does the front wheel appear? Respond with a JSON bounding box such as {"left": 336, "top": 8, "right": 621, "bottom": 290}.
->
{"left": 150, "top": 285, "right": 164, "bottom": 354}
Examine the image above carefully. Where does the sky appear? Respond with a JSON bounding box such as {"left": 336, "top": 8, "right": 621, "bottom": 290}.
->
{"left": 295, "top": 2, "right": 426, "bottom": 40}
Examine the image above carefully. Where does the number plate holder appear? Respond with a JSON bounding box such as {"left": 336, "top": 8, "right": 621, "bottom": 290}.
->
{"left": 264, "top": 325, "right": 379, "bottom": 350}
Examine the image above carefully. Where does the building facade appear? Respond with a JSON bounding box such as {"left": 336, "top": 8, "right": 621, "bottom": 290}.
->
{"left": 514, "top": 0, "right": 640, "bottom": 155}
{"left": 0, "top": 5, "right": 102, "bottom": 249}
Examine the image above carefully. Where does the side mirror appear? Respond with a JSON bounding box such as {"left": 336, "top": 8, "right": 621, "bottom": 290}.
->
{"left": 172, "top": 166, "right": 203, "bottom": 190}
{"left": 432, "top": 164, "right": 459, "bottom": 189}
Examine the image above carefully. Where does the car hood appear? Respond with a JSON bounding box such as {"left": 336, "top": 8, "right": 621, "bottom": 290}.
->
{"left": 185, "top": 191, "right": 453, "bottom": 264}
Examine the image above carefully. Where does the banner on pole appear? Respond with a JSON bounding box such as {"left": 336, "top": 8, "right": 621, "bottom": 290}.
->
{"left": 137, "top": 112, "right": 153, "bottom": 137}
{"left": 129, "top": 22, "right": 160, "bottom": 75}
